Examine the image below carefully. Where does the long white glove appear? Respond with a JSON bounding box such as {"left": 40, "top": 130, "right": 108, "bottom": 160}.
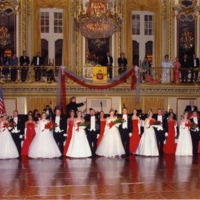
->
{"left": 165, "top": 132, "right": 168, "bottom": 136}
{"left": 97, "top": 134, "right": 100, "bottom": 139}
{"left": 63, "top": 133, "right": 67, "bottom": 137}
{"left": 129, "top": 133, "right": 132, "bottom": 137}
{"left": 24, "top": 128, "right": 27, "bottom": 139}
{"left": 21, "top": 141, "right": 24, "bottom": 147}
{"left": 174, "top": 122, "right": 177, "bottom": 137}
{"left": 138, "top": 123, "right": 141, "bottom": 135}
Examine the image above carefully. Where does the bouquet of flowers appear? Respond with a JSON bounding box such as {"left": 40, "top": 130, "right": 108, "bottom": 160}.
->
{"left": 76, "top": 121, "right": 89, "bottom": 131}
{"left": 148, "top": 120, "right": 162, "bottom": 130}
{"left": 44, "top": 121, "right": 57, "bottom": 131}
{"left": 108, "top": 117, "right": 126, "bottom": 129}
{"left": 185, "top": 121, "right": 198, "bottom": 131}
{"left": 7, "top": 121, "right": 17, "bottom": 130}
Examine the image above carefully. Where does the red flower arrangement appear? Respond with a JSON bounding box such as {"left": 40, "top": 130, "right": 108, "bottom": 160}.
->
{"left": 44, "top": 121, "right": 57, "bottom": 131}
{"left": 108, "top": 118, "right": 126, "bottom": 129}
{"left": 185, "top": 121, "right": 198, "bottom": 130}
{"left": 76, "top": 121, "right": 89, "bottom": 132}
{"left": 148, "top": 120, "right": 162, "bottom": 128}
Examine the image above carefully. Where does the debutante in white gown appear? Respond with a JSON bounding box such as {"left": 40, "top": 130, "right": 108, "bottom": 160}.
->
{"left": 136, "top": 120, "right": 159, "bottom": 156}
{"left": 66, "top": 120, "right": 91, "bottom": 158}
{"left": 0, "top": 122, "right": 19, "bottom": 159}
{"left": 96, "top": 119, "right": 125, "bottom": 157}
{"left": 28, "top": 120, "right": 61, "bottom": 158}
{"left": 175, "top": 122, "right": 192, "bottom": 156}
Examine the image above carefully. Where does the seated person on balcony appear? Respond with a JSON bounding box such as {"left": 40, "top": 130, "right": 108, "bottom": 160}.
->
{"left": 20, "top": 51, "right": 30, "bottom": 82}
{"left": 160, "top": 55, "right": 174, "bottom": 83}
{"left": 191, "top": 54, "right": 199, "bottom": 83}
{"left": 10, "top": 52, "right": 18, "bottom": 81}
{"left": 31, "top": 52, "right": 44, "bottom": 81}
{"left": 118, "top": 53, "right": 127, "bottom": 82}
{"left": 1, "top": 53, "right": 10, "bottom": 81}
{"left": 180, "top": 53, "right": 190, "bottom": 83}
{"left": 141, "top": 57, "right": 151, "bottom": 83}
{"left": 47, "top": 63, "right": 56, "bottom": 82}
{"left": 102, "top": 51, "right": 113, "bottom": 79}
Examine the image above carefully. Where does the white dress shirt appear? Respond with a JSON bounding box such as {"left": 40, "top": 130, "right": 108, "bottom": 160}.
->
{"left": 194, "top": 59, "right": 197, "bottom": 67}
{"left": 157, "top": 115, "right": 163, "bottom": 127}
{"left": 55, "top": 116, "right": 61, "bottom": 132}
{"left": 90, "top": 116, "right": 96, "bottom": 131}
{"left": 122, "top": 114, "right": 128, "bottom": 129}
{"left": 193, "top": 117, "right": 198, "bottom": 124}
{"left": 36, "top": 57, "right": 39, "bottom": 65}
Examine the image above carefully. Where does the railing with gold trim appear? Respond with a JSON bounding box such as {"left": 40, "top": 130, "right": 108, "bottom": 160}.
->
{"left": 0, "top": 65, "right": 199, "bottom": 84}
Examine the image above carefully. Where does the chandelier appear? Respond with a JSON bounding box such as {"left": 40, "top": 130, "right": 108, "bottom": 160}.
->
{"left": 180, "top": 27, "right": 194, "bottom": 50}
{"left": 74, "top": 0, "right": 122, "bottom": 39}
{"left": 0, "top": 25, "right": 10, "bottom": 47}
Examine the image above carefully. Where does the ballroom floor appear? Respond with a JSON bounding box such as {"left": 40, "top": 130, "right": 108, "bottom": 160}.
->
{"left": 0, "top": 155, "right": 200, "bottom": 199}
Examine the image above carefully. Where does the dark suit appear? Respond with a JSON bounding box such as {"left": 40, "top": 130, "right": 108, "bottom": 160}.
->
{"left": 118, "top": 57, "right": 128, "bottom": 81}
{"left": 31, "top": 56, "right": 44, "bottom": 81}
{"left": 52, "top": 115, "right": 67, "bottom": 154}
{"left": 180, "top": 58, "right": 190, "bottom": 82}
{"left": 184, "top": 105, "right": 198, "bottom": 112}
{"left": 190, "top": 117, "right": 200, "bottom": 155}
{"left": 153, "top": 114, "right": 168, "bottom": 155}
{"left": 119, "top": 114, "right": 132, "bottom": 155}
{"left": 20, "top": 56, "right": 30, "bottom": 66}
{"left": 20, "top": 56, "right": 30, "bottom": 82}
{"left": 103, "top": 56, "right": 113, "bottom": 79}
{"left": 85, "top": 114, "right": 100, "bottom": 155}
{"left": 66, "top": 102, "right": 84, "bottom": 117}
{"left": 191, "top": 58, "right": 199, "bottom": 82}
{"left": 9, "top": 117, "right": 25, "bottom": 155}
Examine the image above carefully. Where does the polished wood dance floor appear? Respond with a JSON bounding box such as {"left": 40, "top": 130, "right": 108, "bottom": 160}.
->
{"left": 0, "top": 155, "right": 200, "bottom": 199}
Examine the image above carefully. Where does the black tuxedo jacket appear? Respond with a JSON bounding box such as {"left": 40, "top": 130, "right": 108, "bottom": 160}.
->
{"left": 118, "top": 57, "right": 127, "bottom": 67}
{"left": 66, "top": 102, "right": 84, "bottom": 117}
{"left": 52, "top": 115, "right": 67, "bottom": 133}
{"left": 118, "top": 114, "right": 132, "bottom": 133}
{"left": 20, "top": 56, "right": 30, "bottom": 66}
{"left": 153, "top": 114, "right": 168, "bottom": 132}
{"left": 190, "top": 117, "right": 200, "bottom": 128}
{"left": 31, "top": 56, "right": 44, "bottom": 66}
{"left": 191, "top": 58, "right": 200, "bottom": 68}
{"left": 85, "top": 114, "right": 100, "bottom": 132}
{"left": 181, "top": 58, "right": 190, "bottom": 68}
{"left": 9, "top": 117, "right": 24, "bottom": 135}
{"left": 103, "top": 56, "right": 113, "bottom": 66}
{"left": 185, "top": 105, "right": 198, "bottom": 112}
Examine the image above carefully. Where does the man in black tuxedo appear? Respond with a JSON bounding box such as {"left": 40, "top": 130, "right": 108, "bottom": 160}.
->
{"left": 102, "top": 51, "right": 113, "bottom": 79}
{"left": 43, "top": 105, "right": 54, "bottom": 120}
{"left": 118, "top": 53, "right": 127, "bottom": 76}
{"left": 20, "top": 51, "right": 30, "bottom": 82}
{"left": 191, "top": 54, "right": 199, "bottom": 83}
{"left": 52, "top": 109, "right": 67, "bottom": 155}
{"left": 153, "top": 109, "right": 168, "bottom": 156}
{"left": 180, "top": 53, "right": 190, "bottom": 83}
{"left": 190, "top": 111, "right": 200, "bottom": 156}
{"left": 9, "top": 110, "right": 24, "bottom": 155}
{"left": 85, "top": 108, "right": 100, "bottom": 156}
{"left": 119, "top": 107, "right": 132, "bottom": 155}
{"left": 66, "top": 97, "right": 85, "bottom": 117}
{"left": 185, "top": 100, "right": 198, "bottom": 112}
{"left": 31, "top": 52, "right": 44, "bottom": 81}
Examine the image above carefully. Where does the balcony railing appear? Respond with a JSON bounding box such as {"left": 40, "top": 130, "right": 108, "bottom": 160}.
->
{"left": 0, "top": 65, "right": 199, "bottom": 84}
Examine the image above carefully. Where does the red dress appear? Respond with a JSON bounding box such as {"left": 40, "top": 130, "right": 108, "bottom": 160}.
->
{"left": 164, "top": 120, "right": 176, "bottom": 154}
{"left": 129, "top": 119, "right": 140, "bottom": 153}
{"left": 63, "top": 120, "right": 73, "bottom": 155}
{"left": 97, "top": 120, "right": 106, "bottom": 146}
{"left": 21, "top": 123, "right": 36, "bottom": 156}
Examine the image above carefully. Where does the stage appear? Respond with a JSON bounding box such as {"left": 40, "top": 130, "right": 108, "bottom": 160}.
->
{"left": 0, "top": 155, "right": 199, "bottom": 199}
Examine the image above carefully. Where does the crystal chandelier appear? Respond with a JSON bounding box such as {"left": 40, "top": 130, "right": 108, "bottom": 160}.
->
{"left": 74, "top": 0, "right": 122, "bottom": 39}
{"left": 180, "top": 27, "right": 194, "bottom": 50}
{"left": 0, "top": 25, "right": 11, "bottom": 47}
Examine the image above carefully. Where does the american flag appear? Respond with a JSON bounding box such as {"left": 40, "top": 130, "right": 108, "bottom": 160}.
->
{"left": 0, "top": 87, "right": 6, "bottom": 114}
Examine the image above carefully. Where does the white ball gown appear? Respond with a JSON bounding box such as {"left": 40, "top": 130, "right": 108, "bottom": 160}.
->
{"left": 28, "top": 120, "right": 61, "bottom": 158}
{"left": 66, "top": 120, "right": 91, "bottom": 158}
{"left": 175, "top": 122, "right": 192, "bottom": 156}
{"left": 136, "top": 120, "right": 159, "bottom": 156}
{"left": 0, "top": 122, "right": 19, "bottom": 159}
{"left": 96, "top": 119, "right": 125, "bottom": 157}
